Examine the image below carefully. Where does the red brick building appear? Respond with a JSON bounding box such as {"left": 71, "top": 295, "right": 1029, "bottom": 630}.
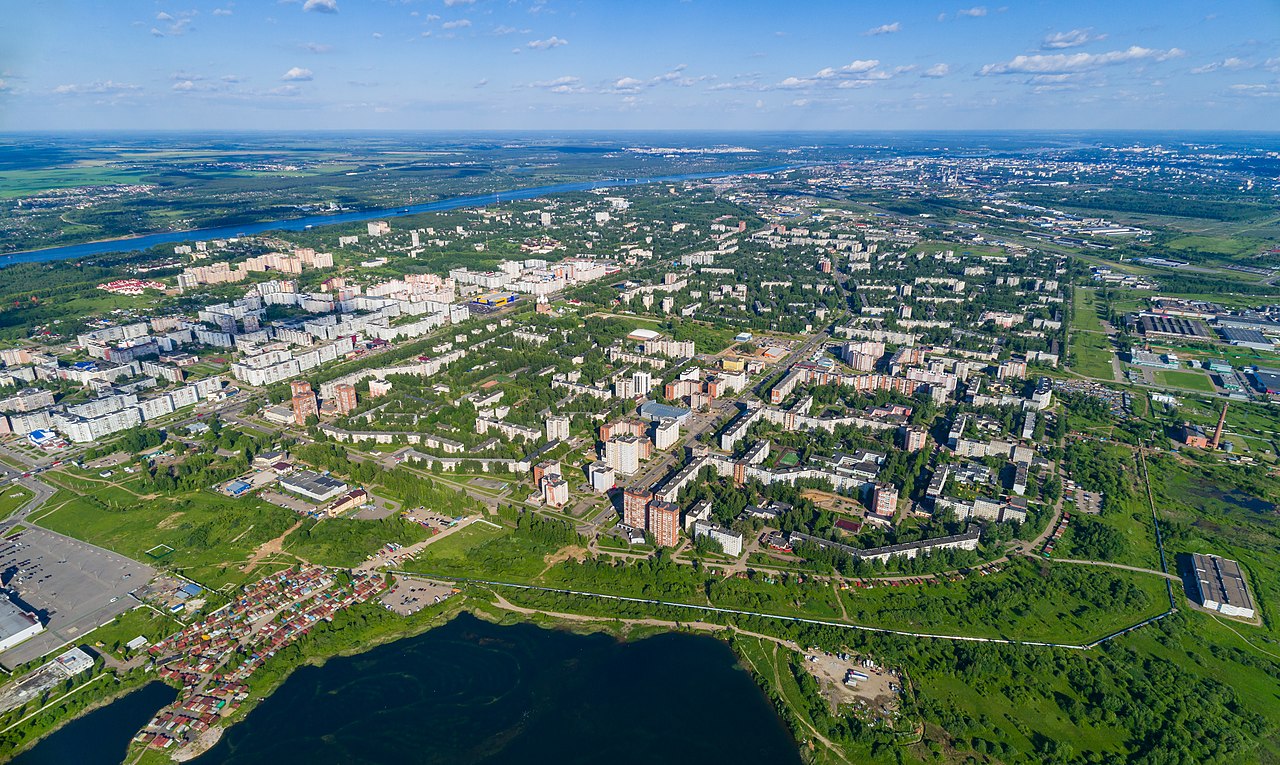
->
{"left": 622, "top": 487, "right": 651, "bottom": 529}
{"left": 290, "top": 380, "right": 317, "bottom": 426}
{"left": 333, "top": 383, "right": 357, "bottom": 415}
{"left": 648, "top": 501, "right": 680, "bottom": 547}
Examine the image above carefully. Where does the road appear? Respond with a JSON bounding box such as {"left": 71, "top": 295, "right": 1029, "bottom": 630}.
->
{"left": 0, "top": 475, "right": 57, "bottom": 534}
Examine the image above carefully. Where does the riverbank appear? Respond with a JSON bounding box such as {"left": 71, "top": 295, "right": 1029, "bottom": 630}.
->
{"left": 10, "top": 589, "right": 864, "bottom": 765}
{"left": 147, "top": 596, "right": 806, "bottom": 765}
{"left": 0, "top": 165, "right": 800, "bottom": 267}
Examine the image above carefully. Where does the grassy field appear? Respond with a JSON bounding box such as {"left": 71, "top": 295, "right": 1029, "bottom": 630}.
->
{"left": 0, "top": 485, "right": 33, "bottom": 518}
{"left": 1069, "top": 289, "right": 1117, "bottom": 380}
{"left": 1071, "top": 288, "right": 1107, "bottom": 333}
{"left": 0, "top": 165, "right": 150, "bottom": 198}
{"left": 87, "top": 606, "right": 183, "bottom": 660}
{"left": 281, "top": 516, "right": 432, "bottom": 568}
{"left": 33, "top": 488, "right": 301, "bottom": 589}
{"left": 1154, "top": 369, "right": 1217, "bottom": 393}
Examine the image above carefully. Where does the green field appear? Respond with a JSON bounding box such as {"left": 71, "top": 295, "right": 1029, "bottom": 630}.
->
{"left": 1072, "top": 335, "right": 1116, "bottom": 380}
{"left": 87, "top": 606, "right": 183, "bottom": 660}
{"left": 0, "top": 165, "right": 151, "bottom": 198}
{"left": 0, "top": 485, "right": 33, "bottom": 518}
{"left": 1068, "top": 289, "right": 1117, "bottom": 379}
{"left": 1154, "top": 369, "right": 1217, "bottom": 393}
{"left": 281, "top": 516, "right": 431, "bottom": 568}
{"left": 33, "top": 488, "right": 301, "bottom": 589}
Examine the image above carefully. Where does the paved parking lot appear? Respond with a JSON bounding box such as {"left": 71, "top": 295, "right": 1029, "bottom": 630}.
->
{"left": 379, "top": 575, "right": 457, "bottom": 615}
{"left": 0, "top": 527, "right": 155, "bottom": 668}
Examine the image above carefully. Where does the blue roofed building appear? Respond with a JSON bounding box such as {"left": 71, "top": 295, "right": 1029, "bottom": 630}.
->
{"left": 638, "top": 400, "right": 692, "bottom": 424}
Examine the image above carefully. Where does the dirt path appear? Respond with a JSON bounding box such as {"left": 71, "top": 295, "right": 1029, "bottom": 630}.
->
{"left": 242, "top": 519, "right": 306, "bottom": 574}
{"left": 1049, "top": 558, "right": 1181, "bottom": 582}
{"left": 535, "top": 545, "right": 588, "bottom": 579}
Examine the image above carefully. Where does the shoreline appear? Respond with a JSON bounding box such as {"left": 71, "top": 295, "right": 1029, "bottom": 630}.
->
{"left": 0, "top": 164, "right": 799, "bottom": 266}
{"left": 3, "top": 673, "right": 159, "bottom": 763}
{"left": 9, "top": 593, "right": 833, "bottom": 765}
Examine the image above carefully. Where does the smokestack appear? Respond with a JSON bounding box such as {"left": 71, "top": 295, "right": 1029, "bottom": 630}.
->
{"left": 1212, "top": 402, "right": 1229, "bottom": 449}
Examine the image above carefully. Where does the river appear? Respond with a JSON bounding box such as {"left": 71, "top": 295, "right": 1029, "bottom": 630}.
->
{"left": 0, "top": 166, "right": 795, "bottom": 268}
{"left": 13, "top": 614, "right": 803, "bottom": 765}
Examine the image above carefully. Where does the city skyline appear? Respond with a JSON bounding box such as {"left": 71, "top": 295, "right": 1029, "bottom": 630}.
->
{"left": 2, "top": 0, "right": 1278, "bottom": 131}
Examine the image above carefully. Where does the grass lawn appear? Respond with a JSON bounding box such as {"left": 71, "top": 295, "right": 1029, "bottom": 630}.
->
{"left": 34, "top": 488, "right": 301, "bottom": 589}
{"left": 1071, "top": 288, "right": 1107, "bottom": 333}
{"left": 87, "top": 606, "right": 183, "bottom": 660}
{"left": 282, "top": 516, "right": 431, "bottom": 568}
{"left": 1155, "top": 369, "right": 1217, "bottom": 393}
{"left": 0, "top": 485, "right": 33, "bottom": 518}
{"left": 1071, "top": 331, "right": 1116, "bottom": 380}
{"left": 408, "top": 520, "right": 505, "bottom": 565}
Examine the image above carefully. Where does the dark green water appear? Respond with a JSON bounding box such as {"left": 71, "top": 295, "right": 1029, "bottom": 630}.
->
{"left": 11, "top": 681, "right": 177, "bottom": 765}
{"left": 16, "top": 614, "right": 803, "bottom": 765}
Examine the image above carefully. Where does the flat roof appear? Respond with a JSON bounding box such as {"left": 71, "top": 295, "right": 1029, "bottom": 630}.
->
{"left": 280, "top": 470, "right": 348, "bottom": 496}
{"left": 627, "top": 328, "right": 661, "bottom": 341}
{"left": 638, "top": 401, "right": 691, "bottom": 420}
{"left": 1191, "top": 553, "right": 1253, "bottom": 612}
{"left": 0, "top": 597, "right": 40, "bottom": 640}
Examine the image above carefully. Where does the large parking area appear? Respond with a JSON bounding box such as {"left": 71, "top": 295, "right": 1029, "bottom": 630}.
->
{"left": 0, "top": 526, "right": 155, "bottom": 668}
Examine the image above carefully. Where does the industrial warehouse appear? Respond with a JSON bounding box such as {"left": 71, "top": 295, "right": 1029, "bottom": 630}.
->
{"left": 1187, "top": 553, "right": 1255, "bottom": 619}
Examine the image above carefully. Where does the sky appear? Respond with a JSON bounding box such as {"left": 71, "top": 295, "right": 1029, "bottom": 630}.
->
{"left": 1, "top": 0, "right": 1278, "bottom": 131}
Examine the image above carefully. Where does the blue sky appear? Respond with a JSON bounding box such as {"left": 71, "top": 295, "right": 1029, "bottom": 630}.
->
{"left": 1, "top": 0, "right": 1278, "bottom": 130}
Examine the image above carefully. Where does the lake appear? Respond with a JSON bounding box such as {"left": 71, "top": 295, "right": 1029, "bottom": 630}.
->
{"left": 10, "top": 681, "right": 177, "bottom": 765}
{"left": 14, "top": 614, "right": 803, "bottom": 765}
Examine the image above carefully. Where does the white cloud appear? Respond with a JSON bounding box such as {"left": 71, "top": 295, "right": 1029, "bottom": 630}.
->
{"left": 529, "top": 76, "right": 583, "bottom": 94}
{"left": 922, "top": 63, "right": 950, "bottom": 78}
{"left": 957, "top": 6, "right": 987, "bottom": 17}
{"left": 1229, "top": 82, "right": 1280, "bottom": 97}
{"left": 865, "top": 22, "right": 900, "bottom": 36}
{"left": 610, "top": 65, "right": 707, "bottom": 92}
{"left": 493, "top": 25, "right": 518, "bottom": 35}
{"left": 474, "top": 78, "right": 489, "bottom": 88}
{"left": 444, "top": 0, "right": 475, "bottom": 5}
{"left": 213, "top": 8, "right": 232, "bottom": 16}
{"left": 1191, "top": 57, "right": 1252, "bottom": 74}
{"left": 301, "top": 42, "right": 332, "bottom": 53}
{"left": 269, "top": 84, "right": 302, "bottom": 96}
{"left": 0, "top": 79, "right": 11, "bottom": 93}
{"left": 613, "top": 77, "right": 646, "bottom": 92}
{"left": 978, "top": 46, "right": 1184, "bottom": 75}
{"left": 1042, "top": 29, "right": 1106, "bottom": 49}
{"left": 526, "top": 36, "right": 568, "bottom": 50}
{"left": 302, "top": 0, "right": 338, "bottom": 13}
{"left": 778, "top": 59, "right": 885, "bottom": 89}
{"left": 282, "top": 66, "right": 314, "bottom": 81}
{"left": 442, "top": 19, "right": 471, "bottom": 29}
{"left": 52, "top": 80, "right": 140, "bottom": 95}
{"left": 150, "top": 9, "right": 196, "bottom": 37}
